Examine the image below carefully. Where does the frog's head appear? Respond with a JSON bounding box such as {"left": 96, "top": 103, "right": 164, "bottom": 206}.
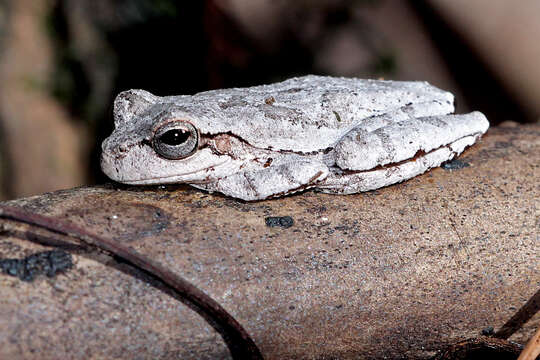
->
{"left": 101, "top": 90, "right": 234, "bottom": 185}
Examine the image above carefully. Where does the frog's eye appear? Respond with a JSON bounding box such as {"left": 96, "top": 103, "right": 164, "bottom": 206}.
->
{"left": 152, "top": 120, "right": 199, "bottom": 160}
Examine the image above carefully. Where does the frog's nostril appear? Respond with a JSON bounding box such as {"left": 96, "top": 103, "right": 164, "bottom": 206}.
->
{"left": 118, "top": 144, "right": 128, "bottom": 153}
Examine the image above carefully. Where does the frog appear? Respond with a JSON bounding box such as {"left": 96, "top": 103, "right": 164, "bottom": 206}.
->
{"left": 100, "top": 75, "right": 489, "bottom": 201}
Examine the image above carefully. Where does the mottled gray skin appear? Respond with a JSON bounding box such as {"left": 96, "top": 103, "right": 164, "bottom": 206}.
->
{"left": 101, "top": 75, "right": 489, "bottom": 201}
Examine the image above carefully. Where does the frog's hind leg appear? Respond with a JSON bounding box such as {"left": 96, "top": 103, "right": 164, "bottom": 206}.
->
{"left": 318, "top": 111, "right": 489, "bottom": 194}
{"left": 317, "top": 142, "right": 469, "bottom": 194}
{"left": 192, "top": 159, "right": 329, "bottom": 201}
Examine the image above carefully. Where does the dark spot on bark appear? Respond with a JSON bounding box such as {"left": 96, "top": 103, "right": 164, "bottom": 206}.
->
{"left": 67, "top": 201, "right": 172, "bottom": 243}
{"left": 0, "top": 250, "right": 73, "bottom": 282}
{"left": 265, "top": 216, "right": 294, "bottom": 229}
{"left": 442, "top": 159, "right": 470, "bottom": 170}
{"left": 494, "top": 141, "right": 512, "bottom": 149}
{"left": 482, "top": 326, "right": 494, "bottom": 336}
{"left": 308, "top": 205, "right": 327, "bottom": 214}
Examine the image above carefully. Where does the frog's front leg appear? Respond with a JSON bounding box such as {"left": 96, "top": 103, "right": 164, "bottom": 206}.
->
{"left": 192, "top": 158, "right": 329, "bottom": 201}
{"left": 318, "top": 111, "right": 489, "bottom": 194}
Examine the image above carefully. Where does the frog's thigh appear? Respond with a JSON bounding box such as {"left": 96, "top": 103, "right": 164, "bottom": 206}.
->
{"left": 318, "top": 142, "right": 470, "bottom": 194}
{"left": 335, "top": 111, "right": 488, "bottom": 171}
{"left": 196, "top": 160, "right": 329, "bottom": 201}
{"left": 320, "top": 111, "right": 489, "bottom": 194}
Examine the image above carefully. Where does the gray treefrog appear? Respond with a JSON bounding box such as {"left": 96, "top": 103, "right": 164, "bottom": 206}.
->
{"left": 101, "top": 75, "right": 489, "bottom": 201}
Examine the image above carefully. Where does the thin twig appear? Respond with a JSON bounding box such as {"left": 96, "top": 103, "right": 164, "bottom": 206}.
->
{"left": 495, "top": 288, "right": 540, "bottom": 340}
{"left": 517, "top": 325, "right": 540, "bottom": 360}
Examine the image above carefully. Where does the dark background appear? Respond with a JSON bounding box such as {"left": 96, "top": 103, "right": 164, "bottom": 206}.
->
{"left": 0, "top": 0, "right": 537, "bottom": 199}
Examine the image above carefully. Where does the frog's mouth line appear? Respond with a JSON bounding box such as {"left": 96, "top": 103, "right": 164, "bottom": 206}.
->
{"left": 120, "top": 164, "right": 228, "bottom": 185}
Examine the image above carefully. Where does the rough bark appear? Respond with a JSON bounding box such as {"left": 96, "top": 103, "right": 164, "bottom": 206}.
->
{"left": 0, "top": 123, "right": 538, "bottom": 359}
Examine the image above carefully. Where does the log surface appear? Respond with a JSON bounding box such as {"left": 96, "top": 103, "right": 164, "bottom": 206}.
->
{"left": 0, "top": 123, "right": 539, "bottom": 359}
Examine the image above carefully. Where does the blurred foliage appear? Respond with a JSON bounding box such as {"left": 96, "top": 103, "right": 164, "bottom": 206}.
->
{"left": 46, "top": 5, "right": 90, "bottom": 121}
{"left": 87, "top": 0, "right": 180, "bottom": 28}
{"left": 371, "top": 52, "right": 397, "bottom": 76}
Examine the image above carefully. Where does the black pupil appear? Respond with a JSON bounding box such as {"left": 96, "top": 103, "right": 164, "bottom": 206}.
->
{"left": 160, "top": 129, "right": 191, "bottom": 146}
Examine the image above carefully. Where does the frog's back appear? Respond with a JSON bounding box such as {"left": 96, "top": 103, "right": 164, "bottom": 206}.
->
{"left": 164, "top": 75, "right": 453, "bottom": 153}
